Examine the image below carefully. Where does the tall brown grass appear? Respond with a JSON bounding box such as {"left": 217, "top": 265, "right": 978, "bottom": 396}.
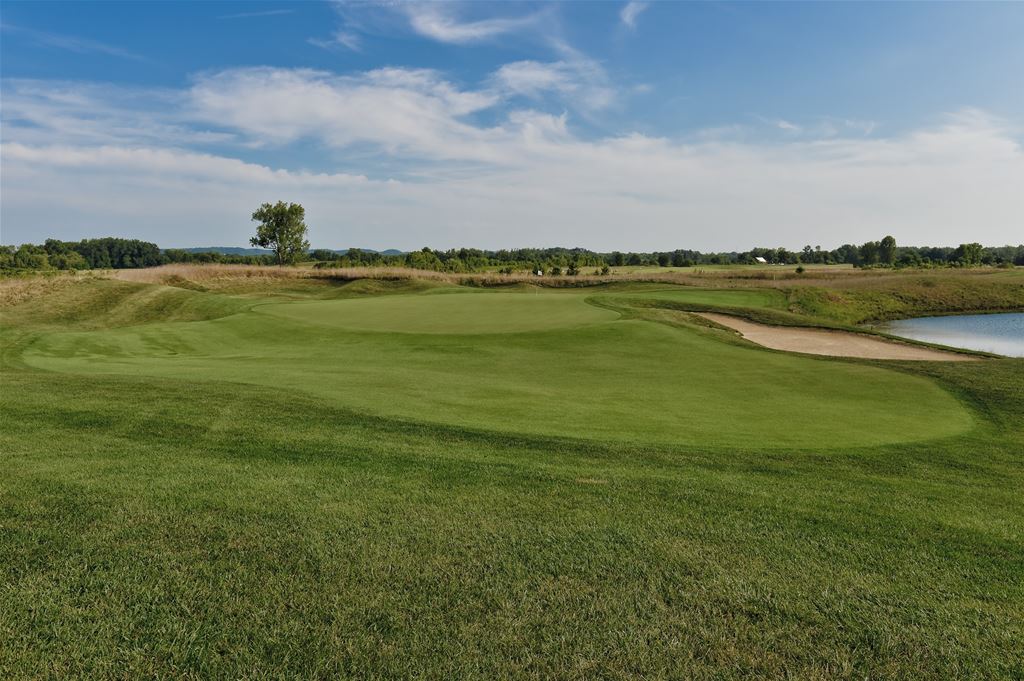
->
{"left": 112, "top": 262, "right": 848, "bottom": 289}
{"left": 0, "top": 270, "right": 101, "bottom": 307}
{"left": 3, "top": 264, "right": 1017, "bottom": 309}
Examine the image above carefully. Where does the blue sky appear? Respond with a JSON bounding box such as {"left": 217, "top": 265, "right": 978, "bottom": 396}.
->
{"left": 2, "top": 1, "right": 1022, "bottom": 250}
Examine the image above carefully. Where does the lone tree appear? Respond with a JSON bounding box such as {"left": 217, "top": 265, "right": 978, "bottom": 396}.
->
{"left": 879, "top": 235, "right": 897, "bottom": 265}
{"left": 250, "top": 201, "right": 310, "bottom": 265}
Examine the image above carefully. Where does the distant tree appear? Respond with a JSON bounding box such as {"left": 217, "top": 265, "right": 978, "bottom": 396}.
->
{"left": 859, "top": 241, "right": 880, "bottom": 266}
{"left": 250, "top": 201, "right": 310, "bottom": 266}
{"left": 43, "top": 239, "right": 69, "bottom": 256}
{"left": 954, "top": 242, "right": 983, "bottom": 266}
{"left": 833, "top": 244, "right": 860, "bottom": 266}
{"left": 344, "top": 248, "right": 382, "bottom": 267}
{"left": 49, "top": 251, "right": 88, "bottom": 270}
{"left": 309, "top": 248, "right": 339, "bottom": 262}
{"left": 879, "top": 235, "right": 897, "bottom": 265}
{"left": 405, "top": 248, "right": 443, "bottom": 271}
{"left": 443, "top": 258, "right": 469, "bottom": 273}
{"left": 13, "top": 244, "right": 51, "bottom": 270}
{"left": 897, "top": 250, "right": 923, "bottom": 268}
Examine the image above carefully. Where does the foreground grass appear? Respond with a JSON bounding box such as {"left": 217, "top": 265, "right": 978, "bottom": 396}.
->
{"left": 2, "top": 272, "right": 1023, "bottom": 678}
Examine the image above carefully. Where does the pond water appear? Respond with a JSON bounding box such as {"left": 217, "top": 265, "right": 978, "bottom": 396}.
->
{"left": 882, "top": 313, "right": 1024, "bottom": 357}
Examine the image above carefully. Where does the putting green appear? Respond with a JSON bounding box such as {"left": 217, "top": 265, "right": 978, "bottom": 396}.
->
{"left": 259, "top": 291, "right": 619, "bottom": 334}
{"left": 24, "top": 289, "right": 974, "bottom": 448}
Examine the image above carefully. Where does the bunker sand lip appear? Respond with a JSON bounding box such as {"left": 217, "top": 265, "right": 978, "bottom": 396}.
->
{"left": 696, "top": 312, "right": 979, "bottom": 361}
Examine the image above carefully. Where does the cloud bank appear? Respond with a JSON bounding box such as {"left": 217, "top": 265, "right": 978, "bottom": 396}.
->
{"left": 2, "top": 67, "right": 1022, "bottom": 250}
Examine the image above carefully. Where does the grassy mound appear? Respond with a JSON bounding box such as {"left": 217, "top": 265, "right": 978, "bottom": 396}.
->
{"left": 0, "top": 277, "right": 251, "bottom": 330}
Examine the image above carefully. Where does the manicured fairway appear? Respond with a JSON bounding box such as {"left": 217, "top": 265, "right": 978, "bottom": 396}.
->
{"left": 22, "top": 290, "right": 973, "bottom": 448}
{"left": 2, "top": 273, "right": 1022, "bottom": 679}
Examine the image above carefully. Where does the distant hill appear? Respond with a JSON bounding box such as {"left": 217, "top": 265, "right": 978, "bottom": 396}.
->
{"left": 171, "top": 247, "right": 406, "bottom": 256}
{"left": 173, "top": 247, "right": 274, "bottom": 256}
{"left": 324, "top": 248, "right": 406, "bottom": 256}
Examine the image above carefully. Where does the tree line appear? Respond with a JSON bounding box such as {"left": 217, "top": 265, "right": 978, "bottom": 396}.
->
{"left": 0, "top": 238, "right": 281, "bottom": 272}
{"left": 2, "top": 236, "right": 1021, "bottom": 274}
{"left": 308, "top": 239, "right": 1022, "bottom": 273}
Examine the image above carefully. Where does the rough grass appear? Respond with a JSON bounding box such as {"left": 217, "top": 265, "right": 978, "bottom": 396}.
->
{"left": 111, "top": 263, "right": 1024, "bottom": 319}
{"left": 2, "top": 279, "right": 251, "bottom": 331}
{"left": 1, "top": 270, "right": 1023, "bottom": 679}
{"left": 788, "top": 273, "right": 1024, "bottom": 323}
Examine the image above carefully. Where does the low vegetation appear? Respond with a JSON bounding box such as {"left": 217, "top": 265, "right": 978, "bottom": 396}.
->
{"left": 4, "top": 233, "right": 1022, "bottom": 275}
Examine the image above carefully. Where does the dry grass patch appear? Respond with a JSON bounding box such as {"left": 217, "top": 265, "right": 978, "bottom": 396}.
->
{"left": 0, "top": 272, "right": 93, "bottom": 307}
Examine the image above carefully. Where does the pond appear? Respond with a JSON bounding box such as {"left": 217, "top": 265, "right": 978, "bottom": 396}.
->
{"left": 881, "top": 313, "right": 1024, "bottom": 358}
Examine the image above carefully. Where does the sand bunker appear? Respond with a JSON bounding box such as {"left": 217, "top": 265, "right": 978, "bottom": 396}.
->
{"left": 697, "top": 313, "right": 978, "bottom": 361}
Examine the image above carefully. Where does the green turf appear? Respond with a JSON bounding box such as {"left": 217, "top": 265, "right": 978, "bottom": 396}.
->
{"left": 260, "top": 290, "right": 620, "bottom": 333}
{"left": 2, "top": 275, "right": 1022, "bottom": 679}
{"left": 21, "top": 290, "right": 972, "bottom": 448}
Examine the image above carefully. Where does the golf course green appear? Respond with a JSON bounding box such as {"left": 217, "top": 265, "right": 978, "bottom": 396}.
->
{"left": 2, "top": 271, "right": 1022, "bottom": 678}
{"left": 22, "top": 289, "right": 972, "bottom": 447}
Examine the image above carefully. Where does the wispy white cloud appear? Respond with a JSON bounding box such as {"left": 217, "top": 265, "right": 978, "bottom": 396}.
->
{"left": 0, "top": 23, "right": 145, "bottom": 61}
{"left": 756, "top": 116, "right": 878, "bottom": 139}
{"left": 843, "top": 119, "right": 877, "bottom": 136}
{"left": 400, "top": 4, "right": 544, "bottom": 44}
{"left": 620, "top": 2, "right": 649, "bottom": 29}
{"left": 219, "top": 9, "right": 294, "bottom": 20}
{"left": 3, "top": 143, "right": 370, "bottom": 187}
{"left": 1, "top": 79, "right": 233, "bottom": 147}
{"left": 309, "top": 29, "right": 362, "bottom": 52}
{"left": 492, "top": 59, "right": 615, "bottom": 111}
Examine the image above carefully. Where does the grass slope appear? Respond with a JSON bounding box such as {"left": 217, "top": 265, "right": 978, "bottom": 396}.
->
{"left": 610, "top": 286, "right": 789, "bottom": 310}
{"left": 786, "top": 270, "right": 1024, "bottom": 324}
{"left": 2, "top": 273, "right": 1022, "bottom": 679}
